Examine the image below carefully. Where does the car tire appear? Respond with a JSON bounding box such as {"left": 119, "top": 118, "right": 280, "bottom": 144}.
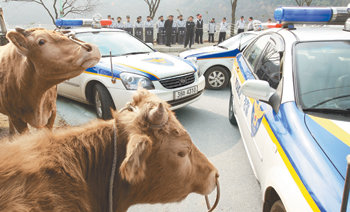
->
{"left": 270, "top": 200, "right": 286, "bottom": 212}
{"left": 228, "top": 89, "right": 237, "bottom": 126}
{"left": 93, "top": 83, "right": 115, "bottom": 120}
{"left": 205, "top": 66, "right": 229, "bottom": 90}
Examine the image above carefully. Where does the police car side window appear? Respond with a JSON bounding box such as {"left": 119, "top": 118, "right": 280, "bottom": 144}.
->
{"left": 255, "top": 41, "right": 281, "bottom": 89}
{"left": 243, "top": 35, "right": 270, "bottom": 71}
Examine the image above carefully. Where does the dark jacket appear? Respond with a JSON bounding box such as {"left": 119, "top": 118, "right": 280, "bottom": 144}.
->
{"left": 164, "top": 19, "right": 173, "bottom": 32}
{"left": 186, "top": 21, "right": 195, "bottom": 35}
{"left": 196, "top": 19, "right": 203, "bottom": 29}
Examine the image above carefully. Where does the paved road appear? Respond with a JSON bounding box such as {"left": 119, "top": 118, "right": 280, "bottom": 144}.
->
{"left": 56, "top": 88, "right": 262, "bottom": 212}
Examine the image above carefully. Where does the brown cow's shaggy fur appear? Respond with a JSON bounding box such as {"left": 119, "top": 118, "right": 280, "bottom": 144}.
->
{"left": 0, "top": 89, "right": 218, "bottom": 212}
{"left": 0, "top": 28, "right": 100, "bottom": 135}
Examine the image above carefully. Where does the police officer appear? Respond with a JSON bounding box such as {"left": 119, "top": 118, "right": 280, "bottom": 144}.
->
{"left": 124, "top": 15, "right": 134, "bottom": 35}
{"left": 195, "top": 14, "right": 204, "bottom": 44}
{"left": 208, "top": 18, "right": 216, "bottom": 43}
{"left": 144, "top": 16, "right": 154, "bottom": 43}
{"left": 177, "top": 15, "right": 186, "bottom": 45}
{"left": 115, "top": 17, "right": 124, "bottom": 29}
{"left": 247, "top": 17, "right": 254, "bottom": 31}
{"left": 219, "top": 17, "right": 229, "bottom": 43}
{"left": 164, "top": 15, "right": 174, "bottom": 47}
{"left": 236, "top": 16, "right": 245, "bottom": 34}
{"left": 134, "top": 16, "right": 144, "bottom": 40}
{"left": 156, "top": 16, "right": 165, "bottom": 44}
{"left": 184, "top": 16, "right": 195, "bottom": 49}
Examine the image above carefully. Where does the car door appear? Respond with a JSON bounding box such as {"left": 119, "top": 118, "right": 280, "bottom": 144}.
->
{"left": 249, "top": 35, "right": 284, "bottom": 179}
{"left": 232, "top": 34, "right": 270, "bottom": 177}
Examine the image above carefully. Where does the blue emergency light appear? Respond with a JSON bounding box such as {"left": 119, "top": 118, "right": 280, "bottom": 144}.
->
{"left": 274, "top": 7, "right": 350, "bottom": 25}
{"left": 55, "top": 18, "right": 111, "bottom": 28}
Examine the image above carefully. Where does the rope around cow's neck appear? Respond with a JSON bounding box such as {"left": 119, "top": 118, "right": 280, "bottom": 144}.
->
{"left": 108, "top": 104, "right": 220, "bottom": 212}
{"left": 109, "top": 121, "right": 118, "bottom": 212}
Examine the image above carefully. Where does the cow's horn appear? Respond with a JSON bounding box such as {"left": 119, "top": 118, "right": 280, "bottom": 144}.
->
{"left": 148, "top": 103, "right": 168, "bottom": 126}
{"left": 15, "top": 27, "right": 30, "bottom": 37}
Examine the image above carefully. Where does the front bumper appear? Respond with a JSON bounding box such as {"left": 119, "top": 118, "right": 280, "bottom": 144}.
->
{"left": 108, "top": 75, "right": 206, "bottom": 110}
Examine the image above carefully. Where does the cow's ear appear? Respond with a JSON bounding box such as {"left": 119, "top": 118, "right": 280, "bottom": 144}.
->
{"left": 7, "top": 29, "right": 29, "bottom": 55}
{"left": 120, "top": 134, "right": 152, "bottom": 184}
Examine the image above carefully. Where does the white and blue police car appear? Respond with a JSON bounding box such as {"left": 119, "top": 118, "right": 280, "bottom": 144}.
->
{"left": 229, "top": 6, "right": 350, "bottom": 212}
{"left": 179, "top": 31, "right": 259, "bottom": 89}
{"left": 55, "top": 19, "right": 205, "bottom": 120}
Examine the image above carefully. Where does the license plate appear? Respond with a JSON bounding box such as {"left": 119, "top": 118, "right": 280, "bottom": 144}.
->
{"left": 174, "top": 86, "right": 198, "bottom": 100}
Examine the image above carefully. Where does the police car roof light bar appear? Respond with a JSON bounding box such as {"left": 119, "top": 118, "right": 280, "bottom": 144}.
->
{"left": 55, "top": 19, "right": 112, "bottom": 28}
{"left": 274, "top": 7, "right": 350, "bottom": 25}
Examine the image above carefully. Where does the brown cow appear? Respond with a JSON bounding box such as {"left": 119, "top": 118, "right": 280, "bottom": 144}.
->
{"left": 0, "top": 89, "right": 219, "bottom": 212}
{"left": 0, "top": 27, "right": 100, "bottom": 135}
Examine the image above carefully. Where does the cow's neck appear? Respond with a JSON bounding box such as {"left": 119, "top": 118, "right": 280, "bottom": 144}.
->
{"left": 18, "top": 58, "right": 59, "bottom": 102}
{"left": 81, "top": 120, "right": 147, "bottom": 212}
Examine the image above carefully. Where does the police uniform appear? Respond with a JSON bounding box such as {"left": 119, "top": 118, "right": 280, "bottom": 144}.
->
{"left": 177, "top": 19, "right": 186, "bottom": 44}
{"left": 124, "top": 21, "right": 134, "bottom": 35}
{"left": 115, "top": 21, "right": 124, "bottom": 29}
{"left": 236, "top": 19, "right": 245, "bottom": 34}
{"left": 134, "top": 21, "right": 144, "bottom": 40}
{"left": 172, "top": 20, "right": 177, "bottom": 44}
{"left": 247, "top": 20, "right": 254, "bottom": 31}
{"left": 208, "top": 21, "right": 216, "bottom": 43}
{"left": 219, "top": 21, "right": 229, "bottom": 43}
{"left": 164, "top": 18, "right": 173, "bottom": 46}
{"left": 144, "top": 20, "right": 154, "bottom": 43}
{"left": 195, "top": 18, "right": 204, "bottom": 44}
{"left": 156, "top": 20, "right": 165, "bottom": 44}
{"left": 184, "top": 20, "right": 195, "bottom": 48}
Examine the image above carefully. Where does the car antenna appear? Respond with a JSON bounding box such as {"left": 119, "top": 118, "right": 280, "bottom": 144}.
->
{"left": 341, "top": 155, "right": 350, "bottom": 212}
{"left": 110, "top": 50, "right": 116, "bottom": 84}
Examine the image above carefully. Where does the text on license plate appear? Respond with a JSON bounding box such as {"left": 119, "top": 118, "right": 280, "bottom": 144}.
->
{"left": 174, "top": 86, "right": 198, "bottom": 100}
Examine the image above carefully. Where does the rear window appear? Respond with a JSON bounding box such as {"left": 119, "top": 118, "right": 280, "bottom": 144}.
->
{"left": 295, "top": 41, "right": 350, "bottom": 113}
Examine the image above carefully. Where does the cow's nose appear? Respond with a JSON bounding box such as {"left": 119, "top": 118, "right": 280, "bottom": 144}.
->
{"left": 82, "top": 43, "right": 92, "bottom": 52}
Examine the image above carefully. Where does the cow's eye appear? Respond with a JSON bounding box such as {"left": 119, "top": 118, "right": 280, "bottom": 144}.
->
{"left": 38, "top": 39, "right": 45, "bottom": 46}
{"left": 177, "top": 151, "right": 186, "bottom": 157}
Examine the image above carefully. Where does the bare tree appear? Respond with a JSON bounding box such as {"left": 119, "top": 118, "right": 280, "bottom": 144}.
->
{"left": 230, "top": 0, "right": 238, "bottom": 36}
{"left": 144, "top": 0, "right": 161, "bottom": 19}
{"left": 295, "top": 0, "right": 312, "bottom": 6}
{"left": 5, "top": 0, "right": 99, "bottom": 26}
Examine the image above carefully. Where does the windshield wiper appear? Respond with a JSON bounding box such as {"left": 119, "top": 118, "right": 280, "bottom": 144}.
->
{"left": 217, "top": 45, "right": 228, "bottom": 50}
{"left": 120, "top": 51, "right": 150, "bottom": 56}
{"left": 303, "top": 108, "right": 350, "bottom": 115}
{"left": 102, "top": 54, "right": 119, "bottom": 58}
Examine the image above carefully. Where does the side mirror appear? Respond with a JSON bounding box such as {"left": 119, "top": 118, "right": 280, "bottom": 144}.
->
{"left": 146, "top": 42, "right": 154, "bottom": 49}
{"left": 241, "top": 80, "right": 280, "bottom": 112}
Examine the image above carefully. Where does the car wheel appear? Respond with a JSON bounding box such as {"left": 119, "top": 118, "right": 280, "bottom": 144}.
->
{"left": 205, "top": 66, "right": 229, "bottom": 90}
{"left": 270, "top": 200, "right": 286, "bottom": 212}
{"left": 228, "top": 89, "right": 237, "bottom": 126}
{"left": 93, "top": 84, "right": 115, "bottom": 120}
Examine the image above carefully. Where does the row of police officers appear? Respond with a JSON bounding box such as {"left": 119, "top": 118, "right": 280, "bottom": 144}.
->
{"left": 107, "top": 14, "right": 230, "bottom": 46}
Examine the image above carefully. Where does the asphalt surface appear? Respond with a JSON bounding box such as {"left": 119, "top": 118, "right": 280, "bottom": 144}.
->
{"left": 56, "top": 87, "right": 263, "bottom": 212}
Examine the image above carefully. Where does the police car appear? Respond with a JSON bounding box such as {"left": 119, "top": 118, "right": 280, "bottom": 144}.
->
{"left": 229, "top": 7, "right": 350, "bottom": 212}
{"left": 55, "top": 19, "right": 205, "bottom": 120}
{"left": 179, "top": 31, "right": 259, "bottom": 90}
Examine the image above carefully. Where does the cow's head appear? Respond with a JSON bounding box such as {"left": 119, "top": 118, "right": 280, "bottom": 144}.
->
{"left": 6, "top": 28, "right": 100, "bottom": 80}
{"left": 116, "top": 89, "right": 219, "bottom": 204}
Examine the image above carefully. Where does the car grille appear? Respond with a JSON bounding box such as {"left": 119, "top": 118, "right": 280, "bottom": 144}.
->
{"left": 159, "top": 73, "right": 195, "bottom": 89}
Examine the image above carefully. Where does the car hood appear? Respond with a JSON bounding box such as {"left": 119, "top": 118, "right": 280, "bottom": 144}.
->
{"left": 96, "top": 52, "right": 196, "bottom": 80}
{"left": 305, "top": 115, "right": 350, "bottom": 178}
{"left": 179, "top": 45, "right": 225, "bottom": 59}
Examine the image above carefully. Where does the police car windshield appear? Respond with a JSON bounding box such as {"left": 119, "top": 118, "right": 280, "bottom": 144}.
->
{"left": 75, "top": 31, "right": 153, "bottom": 57}
{"left": 295, "top": 41, "right": 350, "bottom": 114}
{"left": 218, "top": 33, "right": 256, "bottom": 49}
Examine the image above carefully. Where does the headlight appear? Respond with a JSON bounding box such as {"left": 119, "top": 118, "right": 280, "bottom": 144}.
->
{"left": 186, "top": 57, "right": 201, "bottom": 77}
{"left": 120, "top": 72, "right": 155, "bottom": 90}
